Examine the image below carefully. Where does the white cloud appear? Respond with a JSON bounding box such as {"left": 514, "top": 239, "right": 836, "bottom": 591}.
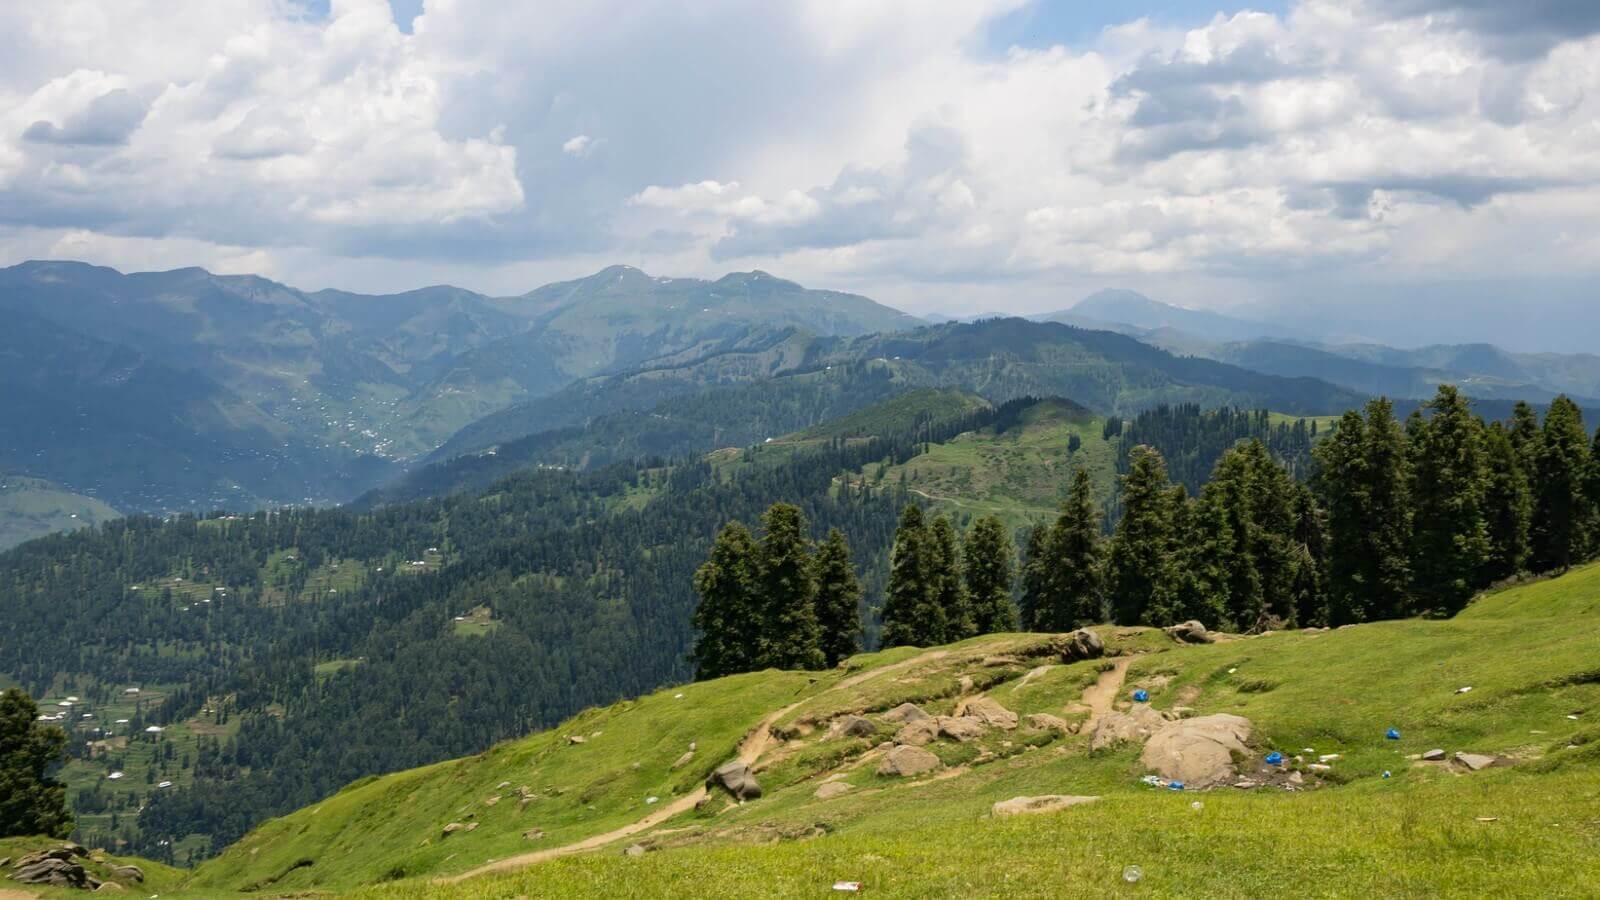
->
{"left": 0, "top": 0, "right": 1597, "bottom": 345}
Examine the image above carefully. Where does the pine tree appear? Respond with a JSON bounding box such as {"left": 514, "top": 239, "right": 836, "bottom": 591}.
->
{"left": 881, "top": 505, "right": 944, "bottom": 647}
{"left": 1314, "top": 400, "right": 1412, "bottom": 623}
{"left": 962, "top": 515, "right": 1017, "bottom": 634}
{"left": 1530, "top": 396, "right": 1591, "bottom": 572}
{"left": 0, "top": 688, "right": 74, "bottom": 839}
{"left": 1045, "top": 468, "right": 1105, "bottom": 630}
{"left": 929, "top": 515, "right": 972, "bottom": 641}
{"left": 1508, "top": 401, "right": 1541, "bottom": 471}
{"left": 1586, "top": 427, "right": 1600, "bottom": 560}
{"left": 1018, "top": 526, "right": 1050, "bottom": 631}
{"left": 1107, "top": 445, "right": 1179, "bottom": 625}
{"left": 1289, "top": 482, "right": 1329, "bottom": 627}
{"left": 812, "top": 528, "right": 863, "bottom": 668}
{"left": 1482, "top": 422, "right": 1531, "bottom": 583}
{"left": 1408, "top": 385, "right": 1491, "bottom": 614}
{"left": 754, "top": 503, "right": 825, "bottom": 670}
{"left": 690, "top": 522, "right": 758, "bottom": 680}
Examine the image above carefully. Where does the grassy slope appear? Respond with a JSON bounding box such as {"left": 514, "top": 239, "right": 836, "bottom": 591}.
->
{"left": 359, "top": 564, "right": 1599, "bottom": 899}
{"left": 0, "top": 475, "right": 120, "bottom": 550}
{"left": 82, "top": 562, "right": 1600, "bottom": 897}
{"left": 844, "top": 397, "right": 1121, "bottom": 531}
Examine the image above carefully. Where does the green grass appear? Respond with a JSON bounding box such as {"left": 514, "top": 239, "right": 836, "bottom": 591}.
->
{"left": 74, "top": 562, "right": 1600, "bottom": 896}
{"left": 0, "top": 474, "right": 121, "bottom": 550}
{"left": 845, "top": 398, "right": 1121, "bottom": 531}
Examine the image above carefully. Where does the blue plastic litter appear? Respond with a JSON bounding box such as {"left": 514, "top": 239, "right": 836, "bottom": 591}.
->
{"left": 1132, "top": 689, "right": 1149, "bottom": 702}
{"left": 1386, "top": 728, "right": 1401, "bottom": 740}
{"left": 1382, "top": 770, "right": 1392, "bottom": 779}
{"left": 1168, "top": 781, "right": 1185, "bottom": 791}
{"left": 1265, "top": 751, "right": 1284, "bottom": 766}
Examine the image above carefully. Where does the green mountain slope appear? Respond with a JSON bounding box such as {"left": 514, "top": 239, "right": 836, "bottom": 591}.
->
{"left": 0, "top": 473, "right": 121, "bottom": 550}
{"left": 186, "top": 562, "right": 1600, "bottom": 896}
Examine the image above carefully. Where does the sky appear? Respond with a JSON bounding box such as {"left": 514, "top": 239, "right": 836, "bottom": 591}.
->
{"left": 1, "top": 0, "right": 1597, "bottom": 350}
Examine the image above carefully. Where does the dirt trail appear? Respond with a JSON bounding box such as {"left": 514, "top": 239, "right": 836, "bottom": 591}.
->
{"left": 443, "top": 647, "right": 952, "bottom": 883}
{"left": 1078, "top": 657, "right": 1134, "bottom": 734}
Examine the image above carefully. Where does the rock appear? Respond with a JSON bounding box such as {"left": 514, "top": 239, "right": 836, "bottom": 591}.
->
{"left": 1169, "top": 706, "right": 1197, "bottom": 719}
{"left": 497, "top": 781, "right": 512, "bottom": 789}
{"left": 111, "top": 865, "right": 144, "bottom": 883}
{"left": 936, "top": 715, "right": 988, "bottom": 742}
{"left": 483, "top": 796, "right": 500, "bottom": 806}
{"left": 1139, "top": 714, "right": 1254, "bottom": 789}
{"left": 707, "top": 760, "right": 763, "bottom": 800}
{"left": 1422, "top": 748, "right": 1446, "bottom": 761}
{"left": 958, "top": 675, "right": 975, "bottom": 692}
{"left": 9, "top": 857, "right": 101, "bottom": 890}
{"left": 568, "top": 735, "right": 586, "bottom": 745}
{"left": 1053, "top": 629, "right": 1105, "bottom": 662}
{"left": 1287, "top": 771, "right": 1304, "bottom": 785}
{"left": 1454, "top": 752, "right": 1497, "bottom": 771}
{"left": 97, "top": 882, "right": 126, "bottom": 892}
{"left": 981, "top": 655, "right": 1021, "bottom": 666}
{"left": 876, "top": 745, "right": 941, "bottom": 777}
{"left": 442, "top": 822, "right": 466, "bottom": 837}
{"left": 623, "top": 844, "right": 646, "bottom": 858}
{"left": 1164, "top": 620, "right": 1213, "bottom": 644}
{"left": 893, "top": 718, "right": 941, "bottom": 747}
{"left": 465, "top": 822, "right": 479, "bottom": 832}
{"left": 523, "top": 829, "right": 546, "bottom": 840}
{"left": 882, "top": 703, "right": 931, "bottom": 724}
{"left": 1090, "top": 705, "right": 1167, "bottom": 751}
{"left": 671, "top": 750, "right": 695, "bottom": 769}
{"left": 1025, "top": 713, "right": 1071, "bottom": 733}
{"left": 814, "top": 781, "right": 855, "bottom": 799}
{"left": 991, "top": 795, "right": 1099, "bottom": 817}
{"left": 828, "top": 715, "right": 878, "bottom": 740}
{"left": 964, "top": 697, "right": 1019, "bottom": 730}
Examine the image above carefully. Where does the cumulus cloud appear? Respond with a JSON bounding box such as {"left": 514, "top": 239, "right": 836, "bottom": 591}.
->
{"left": 0, "top": 0, "right": 1596, "bottom": 346}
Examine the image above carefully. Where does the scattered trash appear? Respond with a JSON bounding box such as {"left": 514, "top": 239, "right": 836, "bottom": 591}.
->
{"left": 1386, "top": 728, "right": 1401, "bottom": 740}
{"left": 674, "top": 693, "right": 685, "bottom": 699}
{"left": 645, "top": 796, "right": 659, "bottom": 805}
{"left": 832, "top": 882, "right": 863, "bottom": 892}
{"left": 1190, "top": 801, "right": 1203, "bottom": 811}
{"left": 1319, "top": 754, "right": 1341, "bottom": 762}
{"left": 1301, "top": 747, "right": 1315, "bottom": 754}
{"left": 1455, "top": 686, "right": 1473, "bottom": 694}
{"left": 1140, "top": 775, "right": 1164, "bottom": 787}
{"left": 1227, "top": 668, "right": 1237, "bottom": 674}
{"left": 1382, "top": 771, "right": 1392, "bottom": 779}
{"left": 1123, "top": 865, "right": 1143, "bottom": 884}
{"left": 1168, "top": 781, "right": 1185, "bottom": 791}
{"left": 1309, "top": 763, "right": 1332, "bottom": 772}
{"left": 1265, "top": 752, "right": 1284, "bottom": 766}
{"left": 1476, "top": 817, "right": 1498, "bottom": 823}
{"left": 1568, "top": 715, "right": 1581, "bottom": 720}
{"left": 1132, "top": 689, "right": 1149, "bottom": 702}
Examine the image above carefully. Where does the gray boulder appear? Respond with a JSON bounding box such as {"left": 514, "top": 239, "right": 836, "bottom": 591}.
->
{"left": 883, "top": 703, "right": 931, "bottom": 724}
{"left": 964, "top": 697, "right": 1018, "bottom": 730}
{"left": 707, "top": 760, "right": 763, "bottom": 800}
{"left": 1454, "top": 752, "right": 1497, "bottom": 771}
{"left": 1054, "top": 629, "right": 1105, "bottom": 662}
{"left": 10, "top": 857, "right": 101, "bottom": 890}
{"left": 936, "top": 715, "right": 988, "bottom": 742}
{"left": 814, "top": 781, "right": 854, "bottom": 799}
{"left": 991, "top": 795, "right": 1099, "bottom": 817}
{"left": 894, "top": 718, "right": 941, "bottom": 746}
{"left": 1139, "top": 714, "right": 1253, "bottom": 788}
{"left": 111, "top": 865, "right": 144, "bottom": 883}
{"left": 1165, "top": 620, "right": 1213, "bottom": 644}
{"left": 828, "top": 715, "right": 878, "bottom": 740}
{"left": 1025, "top": 713, "right": 1073, "bottom": 733}
{"left": 876, "top": 745, "right": 941, "bottom": 777}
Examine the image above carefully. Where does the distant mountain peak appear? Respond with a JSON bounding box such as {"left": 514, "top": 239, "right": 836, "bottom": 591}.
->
{"left": 1041, "top": 288, "right": 1292, "bottom": 344}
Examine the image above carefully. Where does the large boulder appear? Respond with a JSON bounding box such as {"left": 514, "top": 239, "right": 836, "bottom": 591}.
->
{"left": 1025, "top": 713, "right": 1074, "bottom": 734}
{"left": 1164, "top": 620, "right": 1213, "bottom": 644}
{"left": 111, "top": 865, "right": 144, "bottom": 883}
{"left": 827, "top": 715, "right": 878, "bottom": 740}
{"left": 814, "top": 781, "right": 855, "bottom": 799}
{"left": 707, "top": 760, "right": 763, "bottom": 800}
{"left": 936, "top": 715, "right": 988, "bottom": 742}
{"left": 10, "top": 857, "right": 101, "bottom": 890}
{"left": 963, "top": 697, "right": 1018, "bottom": 730}
{"left": 882, "top": 703, "right": 932, "bottom": 724}
{"left": 991, "top": 795, "right": 1099, "bottom": 817}
{"left": 1054, "top": 629, "right": 1105, "bottom": 662}
{"left": 894, "top": 718, "right": 941, "bottom": 746}
{"left": 1139, "top": 714, "right": 1253, "bottom": 788}
{"left": 876, "top": 745, "right": 941, "bottom": 777}
{"left": 1090, "top": 705, "right": 1167, "bottom": 751}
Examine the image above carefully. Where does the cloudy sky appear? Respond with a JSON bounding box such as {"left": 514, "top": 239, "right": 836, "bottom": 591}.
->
{"left": 2, "top": 0, "right": 1597, "bottom": 349}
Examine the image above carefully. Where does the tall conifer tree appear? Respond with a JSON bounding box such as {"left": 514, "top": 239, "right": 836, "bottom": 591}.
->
{"left": 1530, "top": 396, "right": 1591, "bottom": 572}
{"left": 1408, "top": 385, "right": 1491, "bottom": 614}
{"left": 962, "top": 515, "right": 1017, "bottom": 634}
{"left": 1046, "top": 468, "right": 1106, "bottom": 630}
{"left": 0, "top": 689, "right": 74, "bottom": 839}
{"left": 1018, "top": 526, "right": 1050, "bottom": 631}
{"left": 1107, "top": 445, "right": 1179, "bottom": 625}
{"left": 1362, "top": 398, "right": 1414, "bottom": 618}
{"left": 929, "top": 515, "right": 973, "bottom": 641}
{"left": 691, "top": 522, "right": 758, "bottom": 680}
{"left": 755, "top": 503, "right": 824, "bottom": 670}
{"left": 812, "top": 528, "right": 863, "bottom": 668}
{"left": 881, "top": 505, "right": 944, "bottom": 647}
{"left": 1482, "top": 421, "right": 1532, "bottom": 583}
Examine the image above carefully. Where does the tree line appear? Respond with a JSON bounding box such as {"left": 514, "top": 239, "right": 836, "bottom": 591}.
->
{"left": 693, "top": 386, "right": 1600, "bottom": 667}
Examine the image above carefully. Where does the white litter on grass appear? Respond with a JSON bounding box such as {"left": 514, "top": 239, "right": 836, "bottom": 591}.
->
{"left": 1569, "top": 715, "right": 1582, "bottom": 720}
{"left": 645, "top": 796, "right": 659, "bottom": 805}
{"left": 1319, "top": 754, "right": 1341, "bottom": 762}
{"left": 674, "top": 693, "right": 684, "bottom": 699}
{"left": 1123, "top": 866, "right": 1143, "bottom": 884}
{"left": 832, "top": 883, "right": 862, "bottom": 893}
{"left": 1456, "top": 686, "right": 1473, "bottom": 694}
{"left": 107, "top": 772, "right": 124, "bottom": 780}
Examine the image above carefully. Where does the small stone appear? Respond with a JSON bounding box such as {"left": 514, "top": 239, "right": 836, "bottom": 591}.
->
{"left": 964, "top": 697, "right": 1018, "bottom": 730}
{"left": 1025, "top": 713, "right": 1070, "bottom": 732}
{"left": 1454, "top": 752, "right": 1496, "bottom": 771}
{"left": 623, "top": 844, "right": 646, "bottom": 858}
{"left": 523, "top": 829, "right": 545, "bottom": 840}
{"left": 671, "top": 750, "right": 695, "bottom": 769}
{"left": 877, "top": 745, "right": 941, "bottom": 777}
{"left": 568, "top": 735, "right": 586, "bottom": 745}
{"left": 1422, "top": 748, "right": 1446, "bottom": 761}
